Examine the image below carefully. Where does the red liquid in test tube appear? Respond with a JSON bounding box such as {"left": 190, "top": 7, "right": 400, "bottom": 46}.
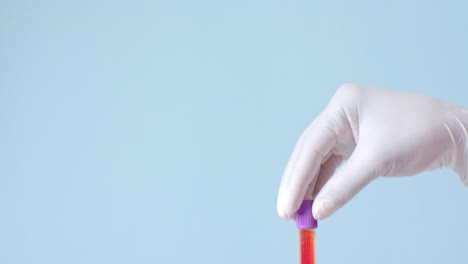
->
{"left": 300, "top": 229, "right": 316, "bottom": 264}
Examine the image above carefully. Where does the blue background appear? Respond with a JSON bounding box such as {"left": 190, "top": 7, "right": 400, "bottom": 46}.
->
{"left": 1, "top": 0, "right": 467, "bottom": 263}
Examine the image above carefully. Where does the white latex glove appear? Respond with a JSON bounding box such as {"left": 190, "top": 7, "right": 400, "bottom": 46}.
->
{"left": 277, "top": 84, "right": 468, "bottom": 221}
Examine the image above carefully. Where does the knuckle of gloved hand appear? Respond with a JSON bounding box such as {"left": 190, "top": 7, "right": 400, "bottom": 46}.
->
{"left": 334, "top": 83, "right": 365, "bottom": 103}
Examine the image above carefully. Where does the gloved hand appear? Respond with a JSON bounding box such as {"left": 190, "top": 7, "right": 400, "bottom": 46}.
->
{"left": 277, "top": 84, "right": 468, "bottom": 221}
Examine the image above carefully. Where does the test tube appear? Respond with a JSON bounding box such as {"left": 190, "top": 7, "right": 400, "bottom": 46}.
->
{"left": 296, "top": 200, "right": 317, "bottom": 264}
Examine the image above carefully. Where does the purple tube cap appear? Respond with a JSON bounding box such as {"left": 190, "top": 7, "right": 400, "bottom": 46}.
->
{"left": 296, "top": 200, "right": 317, "bottom": 229}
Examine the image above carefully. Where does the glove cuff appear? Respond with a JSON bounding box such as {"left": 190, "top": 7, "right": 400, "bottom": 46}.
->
{"left": 454, "top": 108, "right": 468, "bottom": 186}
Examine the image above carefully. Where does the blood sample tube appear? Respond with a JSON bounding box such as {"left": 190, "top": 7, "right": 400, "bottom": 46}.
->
{"left": 296, "top": 200, "right": 317, "bottom": 264}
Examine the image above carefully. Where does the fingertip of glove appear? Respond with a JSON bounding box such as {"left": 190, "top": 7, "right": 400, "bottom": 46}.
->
{"left": 312, "top": 199, "right": 336, "bottom": 221}
{"left": 277, "top": 204, "right": 292, "bottom": 220}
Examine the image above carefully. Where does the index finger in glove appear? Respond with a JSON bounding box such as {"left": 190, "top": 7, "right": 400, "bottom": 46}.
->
{"left": 277, "top": 114, "right": 337, "bottom": 219}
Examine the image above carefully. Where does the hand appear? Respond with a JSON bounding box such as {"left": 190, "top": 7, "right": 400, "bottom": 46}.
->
{"left": 277, "top": 84, "right": 468, "bottom": 221}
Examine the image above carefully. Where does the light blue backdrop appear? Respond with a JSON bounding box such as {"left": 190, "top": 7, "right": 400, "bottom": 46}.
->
{"left": 1, "top": 0, "right": 467, "bottom": 263}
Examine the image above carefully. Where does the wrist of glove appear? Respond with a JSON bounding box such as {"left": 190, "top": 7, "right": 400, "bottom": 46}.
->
{"left": 449, "top": 107, "right": 468, "bottom": 186}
